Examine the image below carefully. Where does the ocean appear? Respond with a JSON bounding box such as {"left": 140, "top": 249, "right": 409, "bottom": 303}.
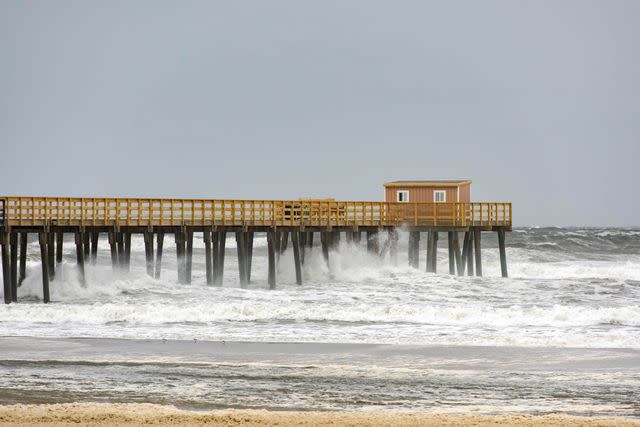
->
{"left": 0, "top": 227, "right": 639, "bottom": 416}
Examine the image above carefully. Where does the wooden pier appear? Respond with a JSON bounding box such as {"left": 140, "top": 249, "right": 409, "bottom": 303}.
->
{"left": 0, "top": 197, "right": 511, "bottom": 303}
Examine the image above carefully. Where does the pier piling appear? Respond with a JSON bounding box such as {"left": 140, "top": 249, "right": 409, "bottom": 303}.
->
{"left": 175, "top": 229, "right": 186, "bottom": 284}
{"left": 186, "top": 230, "right": 193, "bottom": 284}
{"left": 108, "top": 230, "right": 118, "bottom": 270}
{"left": 280, "top": 230, "right": 289, "bottom": 254}
{"left": 300, "top": 232, "right": 306, "bottom": 264}
{"left": 204, "top": 230, "right": 213, "bottom": 285}
{"left": 56, "top": 232, "right": 63, "bottom": 263}
{"left": 123, "top": 232, "right": 132, "bottom": 272}
{"left": 144, "top": 231, "right": 154, "bottom": 277}
{"left": 216, "top": 230, "right": 226, "bottom": 285}
{"left": 38, "top": 232, "right": 50, "bottom": 303}
{"left": 320, "top": 232, "right": 330, "bottom": 266}
{"left": 426, "top": 232, "right": 434, "bottom": 272}
{"left": 155, "top": 230, "right": 164, "bottom": 279}
{"left": 10, "top": 232, "right": 18, "bottom": 302}
{"left": 460, "top": 232, "right": 469, "bottom": 275}
{"left": 267, "top": 230, "right": 276, "bottom": 289}
{"left": 2, "top": 232, "right": 12, "bottom": 303}
{"left": 83, "top": 231, "right": 90, "bottom": 258}
{"left": 466, "top": 231, "right": 474, "bottom": 277}
{"left": 236, "top": 231, "right": 248, "bottom": 287}
{"left": 473, "top": 228, "right": 482, "bottom": 277}
{"left": 246, "top": 231, "right": 254, "bottom": 283}
{"left": 47, "top": 231, "right": 55, "bottom": 280}
{"left": 211, "top": 230, "right": 219, "bottom": 284}
{"left": 366, "top": 230, "right": 379, "bottom": 254}
{"left": 19, "top": 232, "right": 27, "bottom": 285}
{"left": 292, "top": 230, "right": 302, "bottom": 285}
{"left": 448, "top": 231, "right": 456, "bottom": 275}
{"left": 75, "top": 230, "right": 86, "bottom": 286}
{"left": 430, "top": 232, "right": 438, "bottom": 273}
{"left": 116, "top": 232, "right": 124, "bottom": 268}
{"left": 498, "top": 228, "right": 508, "bottom": 278}
{"left": 408, "top": 231, "right": 420, "bottom": 268}
{"left": 452, "top": 232, "right": 463, "bottom": 276}
{"left": 90, "top": 232, "right": 99, "bottom": 265}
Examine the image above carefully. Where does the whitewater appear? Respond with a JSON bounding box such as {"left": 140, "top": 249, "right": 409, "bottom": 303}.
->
{"left": 1, "top": 227, "right": 639, "bottom": 349}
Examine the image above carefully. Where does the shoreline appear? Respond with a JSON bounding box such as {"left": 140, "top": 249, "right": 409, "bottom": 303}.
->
{"left": 0, "top": 403, "right": 638, "bottom": 426}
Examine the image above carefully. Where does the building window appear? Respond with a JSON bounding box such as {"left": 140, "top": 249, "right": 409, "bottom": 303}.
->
{"left": 397, "top": 191, "right": 409, "bottom": 202}
{"left": 434, "top": 191, "right": 446, "bottom": 202}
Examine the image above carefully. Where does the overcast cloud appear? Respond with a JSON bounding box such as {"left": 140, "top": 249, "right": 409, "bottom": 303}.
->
{"left": 1, "top": 1, "right": 638, "bottom": 226}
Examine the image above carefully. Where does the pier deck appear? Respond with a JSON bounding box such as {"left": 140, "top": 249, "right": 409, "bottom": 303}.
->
{"left": 1, "top": 197, "right": 511, "bottom": 303}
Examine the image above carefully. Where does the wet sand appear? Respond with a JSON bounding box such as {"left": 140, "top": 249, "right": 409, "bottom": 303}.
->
{"left": 1, "top": 337, "right": 639, "bottom": 417}
{"left": 0, "top": 403, "right": 638, "bottom": 426}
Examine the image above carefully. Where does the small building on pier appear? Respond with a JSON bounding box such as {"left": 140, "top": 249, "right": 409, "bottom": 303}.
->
{"left": 384, "top": 180, "right": 471, "bottom": 203}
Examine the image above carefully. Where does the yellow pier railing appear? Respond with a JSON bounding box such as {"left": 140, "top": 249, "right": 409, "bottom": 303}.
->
{"left": 0, "top": 197, "right": 511, "bottom": 228}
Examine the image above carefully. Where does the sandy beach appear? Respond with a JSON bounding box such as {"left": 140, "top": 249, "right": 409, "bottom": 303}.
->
{"left": 0, "top": 403, "right": 638, "bottom": 426}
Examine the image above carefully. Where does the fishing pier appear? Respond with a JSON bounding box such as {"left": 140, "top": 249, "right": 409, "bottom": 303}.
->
{"left": 1, "top": 197, "right": 511, "bottom": 303}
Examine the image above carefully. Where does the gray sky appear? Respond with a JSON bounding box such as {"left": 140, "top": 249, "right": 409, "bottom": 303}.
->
{"left": 1, "top": 1, "right": 638, "bottom": 226}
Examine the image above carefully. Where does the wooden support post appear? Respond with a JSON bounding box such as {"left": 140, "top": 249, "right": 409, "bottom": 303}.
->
{"left": 331, "top": 230, "right": 340, "bottom": 249}
{"left": 366, "top": 230, "right": 377, "bottom": 254}
{"left": 108, "top": 230, "right": 118, "bottom": 270}
{"left": 155, "top": 230, "right": 164, "bottom": 279}
{"left": 292, "top": 230, "right": 302, "bottom": 285}
{"left": 408, "top": 231, "right": 420, "bottom": 268}
{"left": 346, "top": 230, "right": 353, "bottom": 243}
{"left": 204, "top": 230, "right": 213, "bottom": 285}
{"left": 246, "top": 231, "right": 254, "bottom": 283}
{"left": 354, "top": 231, "right": 361, "bottom": 244}
{"left": 116, "top": 232, "right": 125, "bottom": 268}
{"left": 10, "top": 232, "right": 18, "bottom": 302}
{"left": 274, "top": 231, "right": 282, "bottom": 256}
{"left": 185, "top": 229, "right": 193, "bottom": 284}
{"left": 144, "top": 231, "right": 154, "bottom": 277}
{"left": 75, "top": 230, "right": 86, "bottom": 286}
{"left": 280, "top": 230, "right": 289, "bottom": 253}
{"left": 300, "top": 232, "right": 306, "bottom": 265}
{"left": 466, "top": 231, "right": 474, "bottom": 277}
{"left": 498, "top": 228, "right": 508, "bottom": 278}
{"left": 211, "top": 230, "right": 219, "bottom": 284}
{"left": 123, "top": 232, "right": 132, "bottom": 272}
{"left": 267, "top": 230, "right": 276, "bottom": 289}
{"left": 2, "top": 232, "right": 12, "bottom": 304}
{"left": 452, "top": 231, "right": 463, "bottom": 276}
{"left": 426, "top": 232, "right": 434, "bottom": 272}
{"left": 373, "top": 230, "right": 380, "bottom": 254}
{"left": 474, "top": 228, "right": 482, "bottom": 277}
{"left": 19, "top": 232, "right": 27, "bottom": 285}
{"left": 390, "top": 229, "right": 398, "bottom": 265}
{"left": 236, "top": 231, "right": 248, "bottom": 287}
{"left": 90, "top": 232, "right": 99, "bottom": 265}
{"left": 431, "top": 232, "right": 438, "bottom": 273}
{"left": 460, "top": 232, "right": 469, "bottom": 275}
{"left": 83, "top": 231, "right": 90, "bottom": 257}
{"left": 47, "top": 231, "right": 55, "bottom": 280}
{"left": 175, "top": 229, "right": 186, "bottom": 284}
{"left": 56, "top": 231, "right": 63, "bottom": 263}
{"left": 448, "top": 231, "right": 456, "bottom": 275}
{"left": 217, "top": 230, "right": 226, "bottom": 285}
{"left": 307, "top": 232, "right": 314, "bottom": 248}
{"left": 38, "top": 232, "right": 50, "bottom": 303}
{"left": 320, "top": 232, "right": 330, "bottom": 266}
